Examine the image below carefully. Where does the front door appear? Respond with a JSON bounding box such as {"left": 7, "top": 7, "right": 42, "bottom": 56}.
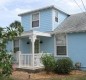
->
{"left": 34, "top": 39, "right": 40, "bottom": 53}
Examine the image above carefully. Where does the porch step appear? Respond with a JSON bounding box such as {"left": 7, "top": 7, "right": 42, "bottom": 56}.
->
{"left": 16, "top": 67, "right": 44, "bottom": 73}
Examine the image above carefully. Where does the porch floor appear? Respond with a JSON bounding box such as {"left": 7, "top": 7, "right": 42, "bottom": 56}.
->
{"left": 14, "top": 64, "right": 44, "bottom": 70}
{"left": 14, "top": 64, "right": 44, "bottom": 73}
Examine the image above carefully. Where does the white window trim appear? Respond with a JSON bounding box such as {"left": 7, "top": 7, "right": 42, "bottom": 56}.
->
{"left": 54, "top": 34, "right": 68, "bottom": 57}
{"left": 31, "top": 12, "right": 40, "bottom": 29}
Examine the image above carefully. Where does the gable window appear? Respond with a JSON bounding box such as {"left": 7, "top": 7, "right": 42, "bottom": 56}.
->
{"left": 55, "top": 34, "right": 67, "bottom": 56}
{"left": 32, "top": 13, "right": 39, "bottom": 28}
{"left": 55, "top": 17, "right": 58, "bottom": 22}
{"left": 55, "top": 11, "right": 58, "bottom": 22}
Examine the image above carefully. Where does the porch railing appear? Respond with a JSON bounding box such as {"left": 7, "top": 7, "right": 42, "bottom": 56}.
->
{"left": 19, "top": 53, "right": 43, "bottom": 68}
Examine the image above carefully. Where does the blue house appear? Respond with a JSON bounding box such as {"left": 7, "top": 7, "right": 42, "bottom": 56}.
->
{"left": 6, "top": 5, "right": 86, "bottom": 70}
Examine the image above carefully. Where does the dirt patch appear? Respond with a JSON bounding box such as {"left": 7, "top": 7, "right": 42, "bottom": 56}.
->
{"left": 11, "top": 70, "right": 86, "bottom": 80}
{"left": 70, "top": 70, "right": 86, "bottom": 75}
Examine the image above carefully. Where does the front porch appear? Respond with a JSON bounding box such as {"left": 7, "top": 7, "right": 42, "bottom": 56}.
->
{"left": 13, "top": 51, "right": 43, "bottom": 70}
{"left": 12, "top": 31, "right": 52, "bottom": 70}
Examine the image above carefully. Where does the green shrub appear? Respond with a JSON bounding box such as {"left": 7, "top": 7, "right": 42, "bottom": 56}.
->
{"left": 41, "top": 54, "right": 56, "bottom": 74}
{"left": 0, "top": 53, "right": 13, "bottom": 77}
{"left": 55, "top": 58, "right": 73, "bottom": 74}
{"left": 0, "top": 76, "right": 14, "bottom": 80}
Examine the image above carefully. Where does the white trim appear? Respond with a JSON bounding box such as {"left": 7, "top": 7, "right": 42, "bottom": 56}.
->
{"left": 31, "top": 12, "right": 40, "bottom": 29}
{"left": 19, "top": 39, "right": 20, "bottom": 51}
{"left": 30, "top": 13, "right": 32, "bottom": 30}
{"left": 12, "top": 40, "right": 14, "bottom": 52}
{"left": 54, "top": 34, "right": 68, "bottom": 57}
{"left": 33, "top": 31, "right": 51, "bottom": 37}
{"left": 66, "top": 34, "right": 68, "bottom": 57}
{"left": 55, "top": 10, "right": 58, "bottom": 23}
{"left": 18, "top": 5, "right": 69, "bottom": 16}
{"left": 54, "top": 35, "right": 56, "bottom": 57}
{"left": 52, "top": 9, "right": 55, "bottom": 31}
{"left": 20, "top": 31, "right": 51, "bottom": 37}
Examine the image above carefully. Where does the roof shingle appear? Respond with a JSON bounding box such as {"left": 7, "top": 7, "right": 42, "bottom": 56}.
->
{"left": 54, "top": 12, "right": 86, "bottom": 34}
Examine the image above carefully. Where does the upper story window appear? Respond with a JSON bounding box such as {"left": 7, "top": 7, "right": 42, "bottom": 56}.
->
{"left": 55, "top": 17, "right": 58, "bottom": 22}
{"left": 32, "top": 13, "right": 39, "bottom": 28}
{"left": 55, "top": 34, "right": 67, "bottom": 56}
{"left": 55, "top": 11, "right": 58, "bottom": 22}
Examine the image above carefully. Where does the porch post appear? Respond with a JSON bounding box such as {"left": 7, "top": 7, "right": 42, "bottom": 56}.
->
{"left": 18, "top": 51, "right": 21, "bottom": 68}
{"left": 29, "top": 34, "right": 36, "bottom": 69}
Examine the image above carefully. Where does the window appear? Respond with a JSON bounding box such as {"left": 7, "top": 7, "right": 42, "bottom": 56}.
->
{"left": 55, "top": 10, "right": 58, "bottom": 22}
{"left": 55, "top": 17, "right": 58, "bottom": 22}
{"left": 56, "top": 34, "right": 66, "bottom": 55}
{"left": 32, "top": 13, "right": 39, "bottom": 28}
{"left": 14, "top": 40, "right": 19, "bottom": 53}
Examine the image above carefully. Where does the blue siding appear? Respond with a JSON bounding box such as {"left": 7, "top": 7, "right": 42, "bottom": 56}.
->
{"left": 58, "top": 11, "right": 68, "bottom": 26}
{"left": 21, "top": 14, "right": 31, "bottom": 31}
{"left": 21, "top": 9, "right": 53, "bottom": 32}
{"left": 68, "top": 32, "right": 86, "bottom": 68}
{"left": 19, "top": 37, "right": 54, "bottom": 54}
{"left": 53, "top": 11, "right": 68, "bottom": 30}
{"left": 6, "top": 41, "right": 12, "bottom": 52}
{"left": 40, "top": 36, "right": 54, "bottom": 54}
{"left": 21, "top": 8, "right": 68, "bottom": 32}
{"left": 38, "top": 9, "right": 52, "bottom": 32}
{"left": 20, "top": 38, "right": 32, "bottom": 53}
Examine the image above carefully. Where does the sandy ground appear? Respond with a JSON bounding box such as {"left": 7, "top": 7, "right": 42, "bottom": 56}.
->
{"left": 11, "top": 70, "right": 86, "bottom": 80}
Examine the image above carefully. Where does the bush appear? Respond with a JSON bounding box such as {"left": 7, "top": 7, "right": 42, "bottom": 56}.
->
{"left": 0, "top": 76, "right": 13, "bottom": 80}
{"left": 41, "top": 54, "right": 56, "bottom": 74}
{"left": 55, "top": 58, "right": 73, "bottom": 74}
{"left": 0, "top": 53, "right": 13, "bottom": 77}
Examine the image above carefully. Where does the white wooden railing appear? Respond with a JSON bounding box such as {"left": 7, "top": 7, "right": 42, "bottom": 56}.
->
{"left": 13, "top": 51, "right": 43, "bottom": 68}
{"left": 19, "top": 54, "right": 32, "bottom": 67}
{"left": 12, "top": 51, "right": 51, "bottom": 69}
{"left": 34, "top": 54, "right": 43, "bottom": 67}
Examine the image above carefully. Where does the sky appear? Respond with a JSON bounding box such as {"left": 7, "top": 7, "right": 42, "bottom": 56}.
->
{"left": 0, "top": 0, "right": 86, "bottom": 27}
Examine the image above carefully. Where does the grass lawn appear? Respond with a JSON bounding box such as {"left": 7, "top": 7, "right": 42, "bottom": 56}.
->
{"left": 9, "top": 70, "right": 86, "bottom": 80}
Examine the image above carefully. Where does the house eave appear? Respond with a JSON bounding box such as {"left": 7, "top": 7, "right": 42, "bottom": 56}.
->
{"left": 18, "top": 5, "right": 70, "bottom": 16}
{"left": 19, "top": 31, "right": 51, "bottom": 37}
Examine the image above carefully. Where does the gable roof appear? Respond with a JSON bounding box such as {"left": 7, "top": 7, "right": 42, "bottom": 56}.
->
{"left": 54, "top": 12, "right": 86, "bottom": 34}
{"left": 18, "top": 5, "right": 69, "bottom": 16}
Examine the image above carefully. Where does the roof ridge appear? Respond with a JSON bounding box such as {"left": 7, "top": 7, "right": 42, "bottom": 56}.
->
{"left": 18, "top": 5, "right": 70, "bottom": 16}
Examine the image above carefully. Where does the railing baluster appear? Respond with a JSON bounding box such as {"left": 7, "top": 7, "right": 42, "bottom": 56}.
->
{"left": 16, "top": 53, "right": 43, "bottom": 68}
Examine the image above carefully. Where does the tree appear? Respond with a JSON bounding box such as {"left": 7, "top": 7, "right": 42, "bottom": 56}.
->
{"left": 0, "top": 21, "right": 23, "bottom": 77}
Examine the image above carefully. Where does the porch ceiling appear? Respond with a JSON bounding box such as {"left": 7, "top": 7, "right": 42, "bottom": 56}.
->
{"left": 20, "top": 31, "right": 51, "bottom": 37}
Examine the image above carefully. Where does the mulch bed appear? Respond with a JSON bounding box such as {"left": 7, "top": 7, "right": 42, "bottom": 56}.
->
{"left": 11, "top": 70, "right": 86, "bottom": 80}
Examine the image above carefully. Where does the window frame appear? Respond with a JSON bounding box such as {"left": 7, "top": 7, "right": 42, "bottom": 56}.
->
{"left": 13, "top": 39, "right": 19, "bottom": 53}
{"left": 31, "top": 12, "right": 40, "bottom": 29}
{"left": 56, "top": 46, "right": 67, "bottom": 55}
{"left": 54, "top": 34, "right": 68, "bottom": 57}
{"left": 55, "top": 10, "right": 58, "bottom": 22}
{"left": 55, "top": 17, "right": 58, "bottom": 22}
